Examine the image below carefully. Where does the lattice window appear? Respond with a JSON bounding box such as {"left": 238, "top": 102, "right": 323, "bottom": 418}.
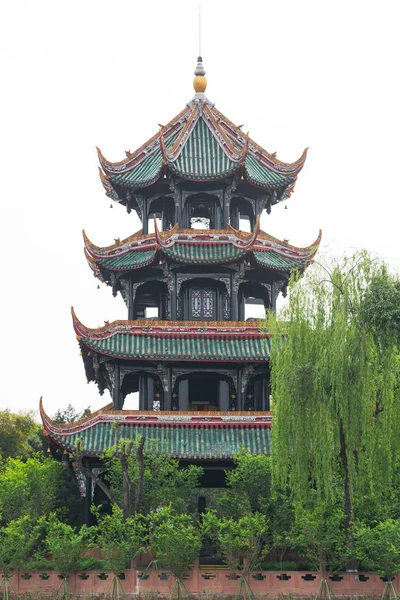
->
{"left": 191, "top": 288, "right": 202, "bottom": 318}
{"left": 190, "top": 287, "right": 215, "bottom": 320}
{"left": 203, "top": 289, "right": 214, "bottom": 319}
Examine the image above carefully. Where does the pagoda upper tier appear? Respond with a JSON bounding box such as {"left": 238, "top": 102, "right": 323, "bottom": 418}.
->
{"left": 97, "top": 58, "right": 307, "bottom": 226}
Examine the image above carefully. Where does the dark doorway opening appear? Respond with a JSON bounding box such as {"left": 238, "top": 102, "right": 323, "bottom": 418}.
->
{"left": 189, "top": 375, "right": 219, "bottom": 410}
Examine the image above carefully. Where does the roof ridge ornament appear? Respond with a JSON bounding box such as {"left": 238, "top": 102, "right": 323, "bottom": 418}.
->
{"left": 193, "top": 56, "right": 207, "bottom": 94}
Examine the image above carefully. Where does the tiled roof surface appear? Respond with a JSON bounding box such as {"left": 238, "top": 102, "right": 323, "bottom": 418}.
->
{"left": 40, "top": 401, "right": 272, "bottom": 459}
{"left": 163, "top": 242, "right": 247, "bottom": 264}
{"left": 167, "top": 118, "right": 239, "bottom": 181}
{"left": 253, "top": 250, "right": 309, "bottom": 271}
{"left": 81, "top": 333, "right": 270, "bottom": 362}
{"left": 48, "top": 421, "right": 271, "bottom": 459}
{"left": 85, "top": 228, "right": 322, "bottom": 276}
{"left": 73, "top": 315, "right": 271, "bottom": 364}
{"left": 110, "top": 147, "right": 163, "bottom": 187}
{"left": 245, "top": 154, "right": 293, "bottom": 188}
{"left": 98, "top": 250, "right": 157, "bottom": 270}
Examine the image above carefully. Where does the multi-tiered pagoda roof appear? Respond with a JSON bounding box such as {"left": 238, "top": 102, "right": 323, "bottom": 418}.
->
{"left": 42, "top": 58, "right": 320, "bottom": 484}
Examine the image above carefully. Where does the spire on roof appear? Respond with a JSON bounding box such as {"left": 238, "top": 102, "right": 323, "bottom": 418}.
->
{"left": 193, "top": 56, "right": 207, "bottom": 93}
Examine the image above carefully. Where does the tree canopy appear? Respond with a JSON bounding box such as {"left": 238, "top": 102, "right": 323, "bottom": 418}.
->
{"left": 0, "top": 409, "right": 44, "bottom": 460}
{"left": 268, "top": 252, "right": 400, "bottom": 533}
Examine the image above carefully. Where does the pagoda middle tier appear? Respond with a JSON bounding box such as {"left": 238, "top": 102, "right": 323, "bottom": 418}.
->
{"left": 84, "top": 223, "right": 321, "bottom": 320}
{"left": 76, "top": 224, "right": 319, "bottom": 413}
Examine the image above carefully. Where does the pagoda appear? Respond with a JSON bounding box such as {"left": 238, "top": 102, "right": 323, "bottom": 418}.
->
{"left": 41, "top": 58, "right": 320, "bottom": 506}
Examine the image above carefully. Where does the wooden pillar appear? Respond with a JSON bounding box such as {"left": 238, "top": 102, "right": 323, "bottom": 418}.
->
{"left": 271, "top": 280, "right": 277, "bottom": 312}
{"left": 163, "top": 367, "right": 172, "bottom": 410}
{"left": 127, "top": 279, "right": 134, "bottom": 320}
{"left": 219, "top": 380, "right": 229, "bottom": 412}
{"left": 216, "top": 288, "right": 222, "bottom": 320}
{"left": 237, "top": 369, "right": 243, "bottom": 411}
{"left": 238, "top": 291, "right": 244, "bottom": 321}
{"left": 232, "top": 275, "right": 239, "bottom": 321}
{"left": 139, "top": 374, "right": 147, "bottom": 410}
{"left": 174, "top": 201, "right": 180, "bottom": 225}
{"left": 170, "top": 272, "right": 177, "bottom": 320}
{"left": 224, "top": 198, "right": 230, "bottom": 228}
{"left": 215, "top": 201, "right": 220, "bottom": 229}
{"left": 147, "top": 376, "right": 154, "bottom": 411}
{"left": 113, "top": 363, "right": 121, "bottom": 409}
{"left": 142, "top": 198, "right": 148, "bottom": 234}
{"left": 179, "top": 378, "right": 189, "bottom": 411}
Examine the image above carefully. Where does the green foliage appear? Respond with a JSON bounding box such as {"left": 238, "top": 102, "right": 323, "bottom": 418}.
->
{"left": 0, "top": 516, "right": 40, "bottom": 576}
{"left": 354, "top": 519, "right": 400, "bottom": 578}
{"left": 268, "top": 252, "right": 400, "bottom": 515}
{"left": 269, "top": 487, "right": 295, "bottom": 568}
{"left": 0, "top": 456, "right": 64, "bottom": 525}
{"left": 149, "top": 506, "right": 201, "bottom": 579}
{"left": 291, "top": 494, "right": 347, "bottom": 574}
{"left": 46, "top": 514, "right": 92, "bottom": 577}
{"left": 202, "top": 511, "right": 269, "bottom": 573}
{"left": 212, "top": 450, "right": 271, "bottom": 520}
{"left": 361, "top": 268, "right": 400, "bottom": 344}
{"left": 52, "top": 404, "right": 91, "bottom": 425}
{"left": 94, "top": 505, "right": 146, "bottom": 573}
{"left": 104, "top": 442, "right": 202, "bottom": 515}
{"left": 0, "top": 409, "right": 45, "bottom": 460}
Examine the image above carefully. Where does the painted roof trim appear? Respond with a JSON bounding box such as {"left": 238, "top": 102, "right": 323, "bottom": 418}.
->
{"left": 72, "top": 309, "right": 270, "bottom": 341}
{"left": 40, "top": 398, "right": 272, "bottom": 436}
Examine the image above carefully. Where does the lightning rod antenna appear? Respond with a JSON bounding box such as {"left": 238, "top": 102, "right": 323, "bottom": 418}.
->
{"left": 198, "top": 4, "right": 202, "bottom": 57}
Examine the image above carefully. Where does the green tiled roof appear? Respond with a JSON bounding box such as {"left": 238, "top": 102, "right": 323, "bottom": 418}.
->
{"left": 245, "top": 154, "right": 293, "bottom": 188}
{"left": 81, "top": 333, "right": 271, "bottom": 362}
{"left": 110, "top": 148, "right": 163, "bottom": 187}
{"left": 98, "top": 102, "right": 307, "bottom": 198}
{"left": 50, "top": 422, "right": 270, "bottom": 459}
{"left": 98, "top": 249, "right": 157, "bottom": 271}
{"left": 164, "top": 243, "right": 247, "bottom": 264}
{"left": 168, "top": 118, "right": 239, "bottom": 181}
{"left": 253, "top": 250, "right": 308, "bottom": 271}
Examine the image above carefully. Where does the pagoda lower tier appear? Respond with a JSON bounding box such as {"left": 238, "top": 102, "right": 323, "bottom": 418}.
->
{"left": 40, "top": 401, "right": 271, "bottom": 461}
{"left": 40, "top": 399, "right": 271, "bottom": 500}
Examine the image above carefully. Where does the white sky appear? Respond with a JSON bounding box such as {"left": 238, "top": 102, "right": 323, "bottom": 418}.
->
{"left": 1, "top": 0, "right": 399, "bottom": 417}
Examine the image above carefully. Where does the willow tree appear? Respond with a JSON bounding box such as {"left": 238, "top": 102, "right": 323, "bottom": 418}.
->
{"left": 268, "top": 252, "right": 400, "bottom": 534}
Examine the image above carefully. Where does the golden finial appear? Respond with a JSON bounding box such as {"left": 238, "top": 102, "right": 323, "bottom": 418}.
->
{"left": 193, "top": 7, "right": 207, "bottom": 93}
{"left": 193, "top": 56, "right": 207, "bottom": 93}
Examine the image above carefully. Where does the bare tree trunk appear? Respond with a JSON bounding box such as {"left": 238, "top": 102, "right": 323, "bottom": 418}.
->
{"left": 74, "top": 457, "right": 119, "bottom": 507}
{"left": 120, "top": 454, "right": 132, "bottom": 519}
